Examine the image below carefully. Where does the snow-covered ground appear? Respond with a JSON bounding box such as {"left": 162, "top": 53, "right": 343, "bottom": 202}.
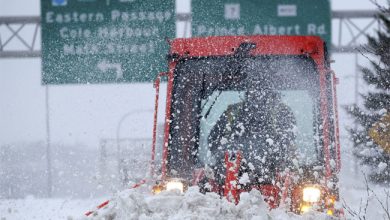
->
{"left": 0, "top": 197, "right": 100, "bottom": 220}
{"left": 0, "top": 184, "right": 388, "bottom": 220}
{"left": 0, "top": 188, "right": 331, "bottom": 220}
{"left": 82, "top": 186, "right": 332, "bottom": 220}
{"left": 1, "top": 173, "right": 388, "bottom": 220}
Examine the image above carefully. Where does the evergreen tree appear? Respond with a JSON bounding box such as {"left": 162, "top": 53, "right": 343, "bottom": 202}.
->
{"left": 348, "top": 5, "right": 390, "bottom": 184}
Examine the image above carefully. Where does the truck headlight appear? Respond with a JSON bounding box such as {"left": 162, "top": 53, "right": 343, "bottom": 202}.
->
{"left": 302, "top": 186, "right": 321, "bottom": 203}
{"left": 166, "top": 180, "right": 184, "bottom": 193}
{"left": 152, "top": 179, "right": 187, "bottom": 195}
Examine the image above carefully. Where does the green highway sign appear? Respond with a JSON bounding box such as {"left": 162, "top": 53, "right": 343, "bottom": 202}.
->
{"left": 41, "top": 0, "right": 174, "bottom": 84}
{"left": 192, "top": 0, "right": 331, "bottom": 48}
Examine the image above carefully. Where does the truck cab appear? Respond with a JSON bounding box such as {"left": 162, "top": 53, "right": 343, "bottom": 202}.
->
{"left": 151, "top": 35, "right": 341, "bottom": 216}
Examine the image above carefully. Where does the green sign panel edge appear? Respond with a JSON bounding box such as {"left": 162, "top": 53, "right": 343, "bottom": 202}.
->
{"left": 191, "top": 0, "right": 331, "bottom": 48}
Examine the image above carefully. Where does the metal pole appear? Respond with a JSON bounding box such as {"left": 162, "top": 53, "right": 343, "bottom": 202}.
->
{"left": 45, "top": 85, "right": 52, "bottom": 197}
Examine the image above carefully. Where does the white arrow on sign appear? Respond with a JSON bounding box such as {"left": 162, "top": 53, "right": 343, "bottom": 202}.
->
{"left": 97, "top": 59, "right": 124, "bottom": 80}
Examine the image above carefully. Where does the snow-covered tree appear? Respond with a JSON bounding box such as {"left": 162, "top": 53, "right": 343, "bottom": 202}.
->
{"left": 348, "top": 4, "right": 390, "bottom": 184}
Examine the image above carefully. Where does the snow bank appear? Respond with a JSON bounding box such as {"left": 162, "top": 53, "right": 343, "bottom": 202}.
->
{"left": 82, "top": 186, "right": 330, "bottom": 220}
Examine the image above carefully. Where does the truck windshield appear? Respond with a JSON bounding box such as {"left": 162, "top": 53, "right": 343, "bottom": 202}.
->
{"left": 168, "top": 56, "right": 322, "bottom": 178}
{"left": 199, "top": 89, "right": 319, "bottom": 166}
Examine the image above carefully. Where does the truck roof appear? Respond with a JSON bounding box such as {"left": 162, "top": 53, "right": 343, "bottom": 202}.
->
{"left": 170, "top": 35, "right": 327, "bottom": 68}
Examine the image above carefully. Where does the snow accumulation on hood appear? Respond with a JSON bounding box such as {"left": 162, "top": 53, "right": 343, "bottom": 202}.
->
{"left": 81, "top": 186, "right": 330, "bottom": 220}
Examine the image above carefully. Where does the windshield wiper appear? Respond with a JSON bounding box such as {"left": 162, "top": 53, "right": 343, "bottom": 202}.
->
{"left": 203, "top": 90, "right": 222, "bottom": 119}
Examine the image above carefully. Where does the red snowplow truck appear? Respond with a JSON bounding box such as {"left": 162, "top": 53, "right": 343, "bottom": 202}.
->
{"left": 150, "top": 35, "right": 342, "bottom": 216}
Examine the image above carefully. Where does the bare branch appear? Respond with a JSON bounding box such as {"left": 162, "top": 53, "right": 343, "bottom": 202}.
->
{"left": 362, "top": 174, "right": 371, "bottom": 220}
{"left": 342, "top": 198, "right": 359, "bottom": 217}
{"left": 371, "top": 189, "right": 390, "bottom": 220}
{"left": 386, "top": 189, "right": 389, "bottom": 217}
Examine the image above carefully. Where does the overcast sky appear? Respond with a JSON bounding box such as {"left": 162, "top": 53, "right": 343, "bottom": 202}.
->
{"left": 0, "top": 0, "right": 388, "bottom": 148}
